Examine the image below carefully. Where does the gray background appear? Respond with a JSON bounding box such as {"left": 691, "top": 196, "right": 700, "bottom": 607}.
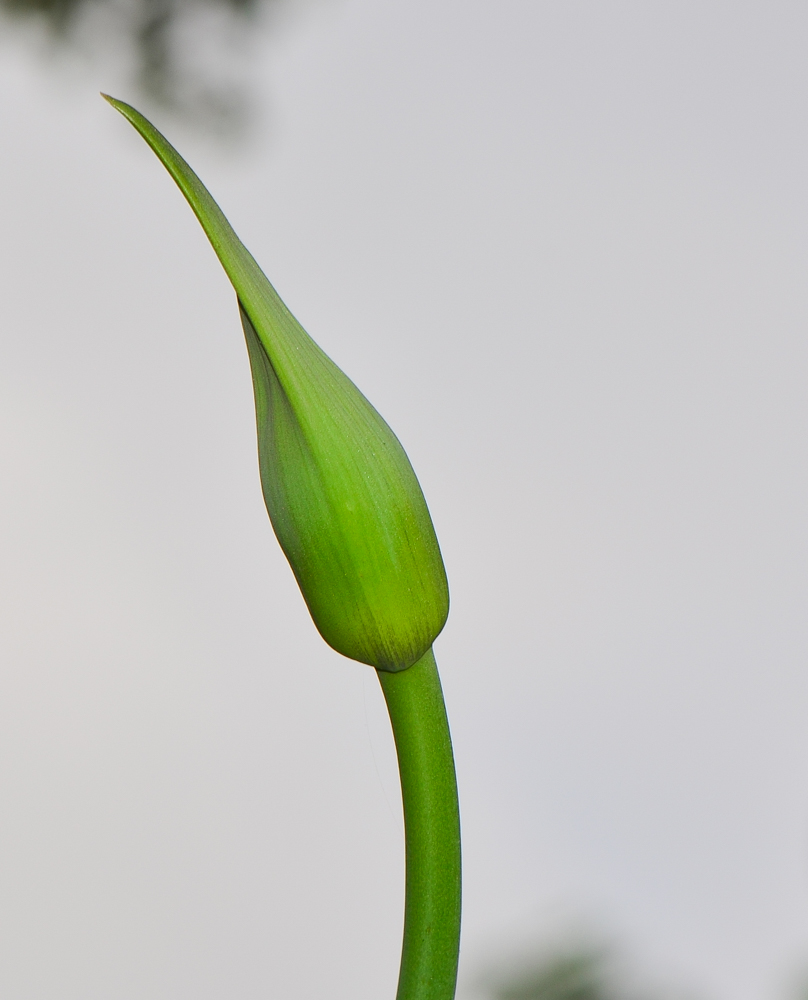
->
{"left": 2, "top": 3, "right": 808, "bottom": 998}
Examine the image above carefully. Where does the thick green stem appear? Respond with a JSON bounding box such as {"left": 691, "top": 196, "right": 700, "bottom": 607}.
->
{"left": 377, "top": 648, "right": 461, "bottom": 1000}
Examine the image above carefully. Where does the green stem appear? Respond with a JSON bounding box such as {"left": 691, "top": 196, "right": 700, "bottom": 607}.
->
{"left": 377, "top": 648, "right": 461, "bottom": 1000}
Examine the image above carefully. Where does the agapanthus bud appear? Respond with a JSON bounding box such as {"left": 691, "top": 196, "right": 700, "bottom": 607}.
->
{"left": 106, "top": 96, "right": 449, "bottom": 671}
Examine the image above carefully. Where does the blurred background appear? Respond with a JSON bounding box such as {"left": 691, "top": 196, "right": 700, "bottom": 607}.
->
{"left": 2, "top": 2, "right": 808, "bottom": 998}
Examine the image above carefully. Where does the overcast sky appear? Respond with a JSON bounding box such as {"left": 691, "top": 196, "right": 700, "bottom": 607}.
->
{"left": 2, "top": 3, "right": 808, "bottom": 999}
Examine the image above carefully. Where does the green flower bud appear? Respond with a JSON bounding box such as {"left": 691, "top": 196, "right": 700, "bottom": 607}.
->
{"left": 105, "top": 96, "right": 449, "bottom": 671}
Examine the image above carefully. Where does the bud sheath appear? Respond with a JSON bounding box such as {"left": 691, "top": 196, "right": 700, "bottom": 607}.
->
{"left": 105, "top": 96, "right": 449, "bottom": 671}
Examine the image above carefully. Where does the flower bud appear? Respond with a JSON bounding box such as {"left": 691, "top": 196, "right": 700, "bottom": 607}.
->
{"left": 106, "top": 96, "right": 449, "bottom": 671}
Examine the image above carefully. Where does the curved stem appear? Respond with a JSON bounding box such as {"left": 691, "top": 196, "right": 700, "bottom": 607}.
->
{"left": 377, "top": 648, "right": 461, "bottom": 1000}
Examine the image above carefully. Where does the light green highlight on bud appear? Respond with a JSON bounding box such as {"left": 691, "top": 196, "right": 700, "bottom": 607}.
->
{"left": 104, "top": 95, "right": 449, "bottom": 671}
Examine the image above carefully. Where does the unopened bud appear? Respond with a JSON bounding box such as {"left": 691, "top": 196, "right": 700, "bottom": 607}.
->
{"left": 106, "top": 96, "right": 449, "bottom": 671}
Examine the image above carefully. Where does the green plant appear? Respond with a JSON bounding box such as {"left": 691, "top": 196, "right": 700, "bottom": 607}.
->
{"left": 104, "top": 95, "right": 461, "bottom": 1000}
{"left": 488, "top": 948, "right": 615, "bottom": 1000}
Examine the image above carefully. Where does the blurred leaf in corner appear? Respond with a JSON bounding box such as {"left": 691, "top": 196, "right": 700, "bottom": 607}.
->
{"left": 1, "top": 0, "right": 295, "bottom": 131}
{"left": 479, "top": 941, "right": 700, "bottom": 1000}
{"left": 486, "top": 946, "right": 617, "bottom": 1000}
